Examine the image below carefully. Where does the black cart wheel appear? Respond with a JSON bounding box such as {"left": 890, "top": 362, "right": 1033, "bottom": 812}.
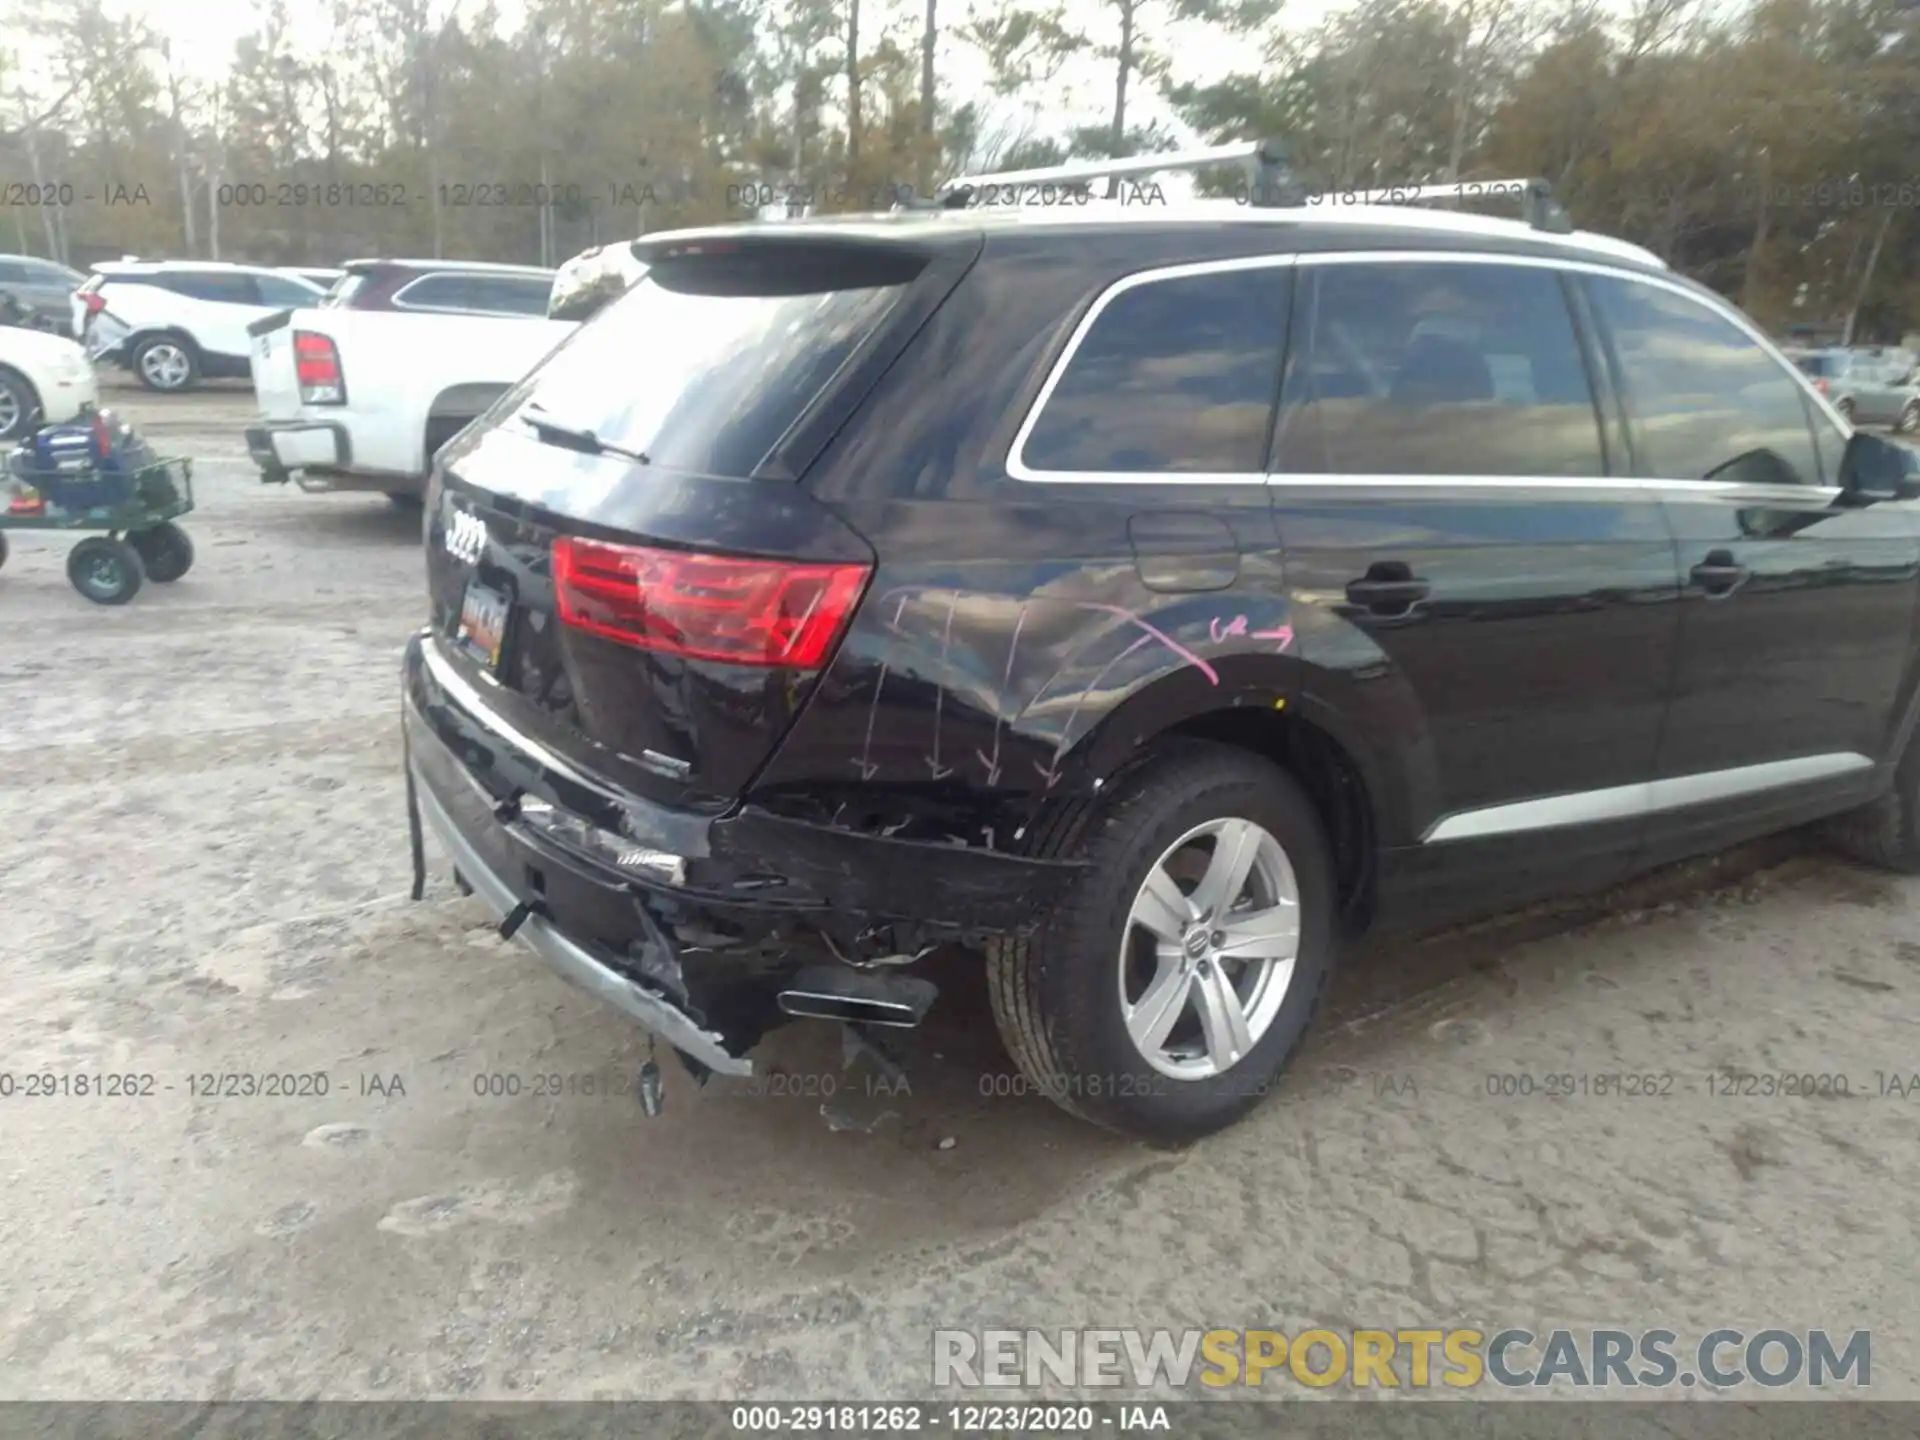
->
{"left": 67, "top": 536, "right": 145, "bottom": 605}
{"left": 130, "top": 522, "right": 194, "bottom": 582}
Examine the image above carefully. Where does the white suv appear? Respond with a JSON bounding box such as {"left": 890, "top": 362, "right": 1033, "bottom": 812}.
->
{"left": 74, "top": 261, "right": 325, "bottom": 393}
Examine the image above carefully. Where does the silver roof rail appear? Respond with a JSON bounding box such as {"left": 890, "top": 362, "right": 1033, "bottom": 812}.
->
{"left": 923, "top": 140, "right": 1574, "bottom": 234}
{"left": 1306, "top": 179, "right": 1573, "bottom": 235}
{"left": 929, "top": 139, "right": 1308, "bottom": 210}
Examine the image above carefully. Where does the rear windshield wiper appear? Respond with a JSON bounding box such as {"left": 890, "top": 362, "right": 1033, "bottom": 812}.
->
{"left": 520, "top": 405, "right": 650, "bottom": 464}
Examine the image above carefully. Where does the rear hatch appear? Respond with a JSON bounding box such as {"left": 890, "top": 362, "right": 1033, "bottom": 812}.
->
{"left": 423, "top": 227, "right": 979, "bottom": 815}
{"left": 74, "top": 274, "right": 131, "bottom": 359}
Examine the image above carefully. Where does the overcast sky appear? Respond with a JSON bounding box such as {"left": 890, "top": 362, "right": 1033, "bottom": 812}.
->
{"left": 92, "top": 0, "right": 1359, "bottom": 145}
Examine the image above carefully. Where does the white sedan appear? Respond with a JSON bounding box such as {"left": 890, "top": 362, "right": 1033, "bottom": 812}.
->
{"left": 0, "top": 326, "right": 98, "bottom": 441}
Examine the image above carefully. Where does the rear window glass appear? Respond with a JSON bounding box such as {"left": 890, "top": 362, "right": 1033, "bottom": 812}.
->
{"left": 501, "top": 247, "right": 919, "bottom": 479}
{"left": 1794, "top": 354, "right": 1839, "bottom": 378}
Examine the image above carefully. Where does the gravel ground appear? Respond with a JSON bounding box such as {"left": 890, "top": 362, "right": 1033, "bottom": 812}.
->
{"left": 2, "top": 381, "right": 1918, "bottom": 1403}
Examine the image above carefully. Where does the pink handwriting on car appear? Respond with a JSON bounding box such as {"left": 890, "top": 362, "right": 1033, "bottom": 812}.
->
{"left": 1209, "top": 615, "right": 1294, "bottom": 651}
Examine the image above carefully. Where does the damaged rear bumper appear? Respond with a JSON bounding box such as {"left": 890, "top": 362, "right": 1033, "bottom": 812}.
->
{"left": 402, "top": 632, "right": 1084, "bottom": 1072}
{"left": 410, "top": 765, "right": 754, "bottom": 1075}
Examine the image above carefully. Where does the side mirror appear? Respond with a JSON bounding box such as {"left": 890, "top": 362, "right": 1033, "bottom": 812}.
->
{"left": 1839, "top": 430, "right": 1920, "bottom": 502}
{"left": 1704, "top": 447, "right": 1803, "bottom": 488}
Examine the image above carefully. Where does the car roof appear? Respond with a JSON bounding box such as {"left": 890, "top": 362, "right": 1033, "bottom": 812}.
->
{"left": 340, "top": 257, "right": 556, "bottom": 278}
{"left": 637, "top": 200, "right": 1671, "bottom": 273}
{"left": 92, "top": 259, "right": 297, "bottom": 277}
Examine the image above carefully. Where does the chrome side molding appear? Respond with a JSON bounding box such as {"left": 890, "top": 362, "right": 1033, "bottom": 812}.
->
{"left": 1424, "top": 752, "right": 1875, "bottom": 843}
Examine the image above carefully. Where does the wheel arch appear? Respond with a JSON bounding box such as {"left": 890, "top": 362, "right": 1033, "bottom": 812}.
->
{"left": 1059, "top": 659, "right": 1431, "bottom": 935}
{"left": 423, "top": 382, "right": 511, "bottom": 469}
{"left": 0, "top": 361, "right": 44, "bottom": 436}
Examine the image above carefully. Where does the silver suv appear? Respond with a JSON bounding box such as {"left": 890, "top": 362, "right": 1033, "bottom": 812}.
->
{"left": 1791, "top": 348, "right": 1920, "bottom": 431}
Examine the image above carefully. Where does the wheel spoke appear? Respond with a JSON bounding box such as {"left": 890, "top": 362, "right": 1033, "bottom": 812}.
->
{"left": 1130, "top": 864, "right": 1193, "bottom": 943}
{"left": 1194, "top": 963, "right": 1255, "bottom": 1070}
{"left": 1188, "top": 818, "right": 1260, "bottom": 920}
{"left": 1126, "top": 958, "right": 1193, "bottom": 1055}
{"left": 1213, "top": 901, "right": 1299, "bottom": 961}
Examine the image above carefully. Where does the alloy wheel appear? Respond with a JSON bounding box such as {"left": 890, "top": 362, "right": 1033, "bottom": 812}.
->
{"left": 1117, "top": 816, "right": 1301, "bottom": 1080}
{"left": 141, "top": 343, "right": 190, "bottom": 389}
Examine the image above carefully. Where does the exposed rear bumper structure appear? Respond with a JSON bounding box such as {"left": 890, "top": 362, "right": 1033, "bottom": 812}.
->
{"left": 401, "top": 631, "right": 1084, "bottom": 1074}
{"left": 409, "top": 758, "right": 753, "bottom": 1076}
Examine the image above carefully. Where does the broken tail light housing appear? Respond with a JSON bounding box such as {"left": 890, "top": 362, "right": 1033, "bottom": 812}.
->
{"left": 294, "top": 330, "right": 346, "bottom": 404}
{"left": 552, "top": 536, "right": 870, "bottom": 668}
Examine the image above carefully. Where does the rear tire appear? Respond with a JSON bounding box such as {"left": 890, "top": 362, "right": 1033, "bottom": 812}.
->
{"left": 133, "top": 334, "right": 199, "bottom": 393}
{"left": 1826, "top": 740, "right": 1920, "bottom": 873}
{"left": 130, "top": 521, "right": 194, "bottom": 582}
{"left": 67, "top": 536, "right": 145, "bottom": 605}
{"left": 0, "top": 531, "right": 9, "bottom": 571}
{"left": 1837, "top": 396, "right": 1857, "bottom": 424}
{"left": 988, "top": 741, "right": 1337, "bottom": 1143}
{"left": 1900, "top": 401, "right": 1920, "bottom": 435}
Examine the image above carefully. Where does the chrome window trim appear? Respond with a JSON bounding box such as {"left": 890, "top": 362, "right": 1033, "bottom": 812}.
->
{"left": 1424, "top": 752, "right": 1874, "bottom": 843}
{"left": 1262, "top": 474, "right": 1842, "bottom": 504}
{"left": 1008, "top": 247, "right": 1852, "bottom": 488}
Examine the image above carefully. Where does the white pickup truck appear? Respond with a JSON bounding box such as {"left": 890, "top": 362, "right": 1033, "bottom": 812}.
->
{"left": 244, "top": 306, "right": 576, "bottom": 503}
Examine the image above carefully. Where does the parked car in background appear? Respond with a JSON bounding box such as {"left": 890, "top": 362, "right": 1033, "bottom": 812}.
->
{"left": 279, "top": 266, "right": 345, "bottom": 294}
{"left": 0, "top": 254, "right": 88, "bottom": 336}
{"left": 318, "top": 259, "right": 556, "bottom": 318}
{"left": 1790, "top": 347, "right": 1920, "bottom": 431}
{"left": 74, "top": 261, "right": 326, "bottom": 392}
{"left": 0, "top": 325, "right": 100, "bottom": 439}
{"left": 547, "top": 244, "right": 648, "bottom": 322}
{"left": 245, "top": 286, "right": 573, "bottom": 504}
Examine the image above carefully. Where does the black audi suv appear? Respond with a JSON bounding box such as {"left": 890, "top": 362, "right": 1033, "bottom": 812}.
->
{"left": 401, "top": 184, "right": 1920, "bottom": 1141}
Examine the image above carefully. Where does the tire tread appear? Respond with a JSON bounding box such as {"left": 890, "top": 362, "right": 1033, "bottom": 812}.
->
{"left": 987, "top": 740, "right": 1333, "bottom": 1139}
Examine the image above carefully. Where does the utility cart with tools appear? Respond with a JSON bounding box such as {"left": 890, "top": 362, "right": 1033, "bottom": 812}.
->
{"left": 0, "top": 409, "right": 195, "bottom": 605}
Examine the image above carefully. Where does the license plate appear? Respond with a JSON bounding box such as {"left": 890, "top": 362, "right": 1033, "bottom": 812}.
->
{"left": 457, "top": 582, "right": 510, "bottom": 670}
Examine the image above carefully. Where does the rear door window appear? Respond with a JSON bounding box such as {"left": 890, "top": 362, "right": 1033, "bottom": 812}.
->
{"left": 393, "top": 274, "right": 475, "bottom": 311}
{"left": 1273, "top": 260, "right": 1605, "bottom": 477}
{"left": 166, "top": 271, "right": 261, "bottom": 304}
{"left": 467, "top": 275, "right": 552, "bottom": 315}
{"left": 255, "top": 274, "right": 319, "bottom": 308}
{"left": 1587, "top": 274, "right": 1823, "bottom": 487}
{"left": 497, "top": 245, "right": 922, "bottom": 481}
{"left": 1016, "top": 264, "right": 1290, "bottom": 476}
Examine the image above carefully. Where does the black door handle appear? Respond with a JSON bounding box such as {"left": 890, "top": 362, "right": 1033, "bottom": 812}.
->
{"left": 1346, "top": 564, "right": 1430, "bottom": 613}
{"left": 1690, "top": 550, "right": 1750, "bottom": 596}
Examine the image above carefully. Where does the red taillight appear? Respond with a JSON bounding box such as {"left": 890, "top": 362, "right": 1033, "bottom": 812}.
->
{"left": 294, "top": 330, "right": 345, "bottom": 404}
{"left": 81, "top": 291, "right": 107, "bottom": 316}
{"left": 1813, "top": 377, "right": 1829, "bottom": 394}
{"left": 552, "top": 537, "right": 870, "bottom": 668}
